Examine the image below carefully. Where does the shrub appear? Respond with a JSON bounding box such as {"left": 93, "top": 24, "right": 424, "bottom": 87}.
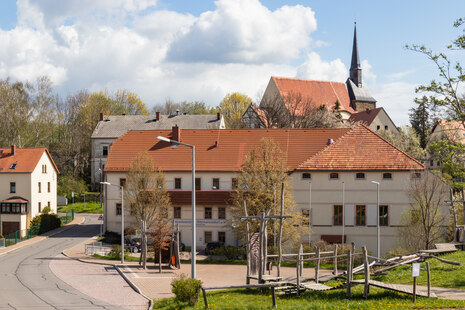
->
{"left": 0, "top": 234, "right": 4, "bottom": 239}
{"left": 171, "top": 274, "right": 202, "bottom": 306}
{"left": 42, "top": 206, "right": 51, "bottom": 215}
{"left": 223, "top": 245, "right": 246, "bottom": 260}
{"left": 30, "top": 215, "right": 41, "bottom": 228}
{"left": 108, "top": 244, "right": 129, "bottom": 260}
{"left": 38, "top": 213, "right": 61, "bottom": 234}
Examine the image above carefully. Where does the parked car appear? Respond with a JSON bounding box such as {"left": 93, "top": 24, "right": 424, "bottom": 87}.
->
{"left": 124, "top": 238, "right": 141, "bottom": 253}
{"left": 205, "top": 242, "right": 224, "bottom": 255}
{"left": 180, "top": 242, "right": 186, "bottom": 251}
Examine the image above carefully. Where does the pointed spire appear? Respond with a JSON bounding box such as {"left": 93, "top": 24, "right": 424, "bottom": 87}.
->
{"left": 349, "top": 22, "right": 362, "bottom": 87}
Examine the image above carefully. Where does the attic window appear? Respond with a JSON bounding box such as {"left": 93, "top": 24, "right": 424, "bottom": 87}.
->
{"left": 356, "top": 172, "right": 365, "bottom": 179}
{"left": 383, "top": 173, "right": 392, "bottom": 180}
{"left": 330, "top": 173, "right": 339, "bottom": 180}
{"left": 9, "top": 163, "right": 17, "bottom": 169}
{"left": 302, "top": 173, "right": 311, "bottom": 179}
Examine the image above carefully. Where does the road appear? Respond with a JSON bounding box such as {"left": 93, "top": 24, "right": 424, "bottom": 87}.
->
{"left": 0, "top": 215, "right": 139, "bottom": 310}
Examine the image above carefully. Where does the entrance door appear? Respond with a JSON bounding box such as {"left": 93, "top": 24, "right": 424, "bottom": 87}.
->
{"left": 2, "top": 222, "right": 20, "bottom": 236}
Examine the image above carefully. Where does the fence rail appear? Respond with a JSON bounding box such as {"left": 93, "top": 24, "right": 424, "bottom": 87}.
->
{"left": 85, "top": 242, "right": 111, "bottom": 256}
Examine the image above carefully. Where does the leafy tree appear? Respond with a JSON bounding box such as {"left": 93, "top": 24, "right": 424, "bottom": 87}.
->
{"left": 232, "top": 138, "right": 302, "bottom": 244}
{"left": 377, "top": 127, "right": 426, "bottom": 162}
{"left": 409, "top": 96, "right": 434, "bottom": 149}
{"left": 57, "top": 172, "right": 88, "bottom": 199}
{"left": 398, "top": 172, "right": 448, "bottom": 250}
{"left": 217, "top": 92, "right": 252, "bottom": 128}
{"left": 124, "top": 152, "right": 171, "bottom": 269}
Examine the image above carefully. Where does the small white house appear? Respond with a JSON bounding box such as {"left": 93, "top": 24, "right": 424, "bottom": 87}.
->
{"left": 0, "top": 146, "right": 59, "bottom": 236}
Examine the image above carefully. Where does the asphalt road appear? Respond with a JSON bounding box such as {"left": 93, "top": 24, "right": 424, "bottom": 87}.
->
{"left": 0, "top": 215, "right": 129, "bottom": 310}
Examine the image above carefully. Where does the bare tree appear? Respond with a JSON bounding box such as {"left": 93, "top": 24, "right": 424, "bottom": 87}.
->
{"left": 150, "top": 217, "right": 172, "bottom": 273}
{"left": 124, "top": 152, "right": 171, "bottom": 269}
{"left": 398, "top": 172, "right": 449, "bottom": 250}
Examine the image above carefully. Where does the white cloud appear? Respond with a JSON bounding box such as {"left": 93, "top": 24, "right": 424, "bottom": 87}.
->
{"left": 167, "top": 0, "right": 317, "bottom": 63}
{"left": 296, "top": 52, "right": 347, "bottom": 82}
{"left": 361, "top": 59, "right": 376, "bottom": 84}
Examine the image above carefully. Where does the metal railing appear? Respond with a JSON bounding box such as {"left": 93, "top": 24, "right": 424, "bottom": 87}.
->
{"left": 4, "top": 226, "right": 40, "bottom": 247}
{"left": 60, "top": 210, "right": 75, "bottom": 225}
{"left": 0, "top": 238, "right": 5, "bottom": 248}
{"left": 85, "top": 242, "right": 111, "bottom": 256}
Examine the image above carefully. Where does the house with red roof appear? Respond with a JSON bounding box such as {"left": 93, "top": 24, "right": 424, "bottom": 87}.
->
{"left": 103, "top": 125, "right": 434, "bottom": 255}
{"left": 347, "top": 107, "right": 398, "bottom": 134}
{"left": 0, "top": 146, "right": 59, "bottom": 236}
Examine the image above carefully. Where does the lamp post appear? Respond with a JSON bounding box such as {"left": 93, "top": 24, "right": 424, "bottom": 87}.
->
{"left": 101, "top": 181, "right": 124, "bottom": 264}
{"left": 371, "top": 181, "right": 380, "bottom": 259}
{"left": 308, "top": 182, "right": 312, "bottom": 246}
{"left": 342, "top": 181, "right": 345, "bottom": 250}
{"left": 157, "top": 135, "right": 196, "bottom": 279}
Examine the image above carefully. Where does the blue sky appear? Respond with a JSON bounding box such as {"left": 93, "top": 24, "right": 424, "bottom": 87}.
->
{"left": 0, "top": 0, "right": 464, "bottom": 125}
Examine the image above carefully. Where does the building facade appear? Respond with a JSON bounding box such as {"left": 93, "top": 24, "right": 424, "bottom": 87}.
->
{"left": 0, "top": 146, "right": 58, "bottom": 235}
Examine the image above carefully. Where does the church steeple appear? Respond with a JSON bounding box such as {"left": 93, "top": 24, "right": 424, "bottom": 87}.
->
{"left": 349, "top": 23, "right": 362, "bottom": 87}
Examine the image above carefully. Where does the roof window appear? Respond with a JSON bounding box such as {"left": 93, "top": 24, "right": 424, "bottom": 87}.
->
{"left": 9, "top": 163, "right": 17, "bottom": 169}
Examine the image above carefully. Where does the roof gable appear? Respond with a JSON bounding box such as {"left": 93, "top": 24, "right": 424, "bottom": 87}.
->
{"left": 348, "top": 107, "right": 382, "bottom": 125}
{"left": 0, "top": 148, "right": 59, "bottom": 173}
{"left": 271, "top": 76, "right": 355, "bottom": 114}
{"left": 297, "top": 125, "right": 424, "bottom": 171}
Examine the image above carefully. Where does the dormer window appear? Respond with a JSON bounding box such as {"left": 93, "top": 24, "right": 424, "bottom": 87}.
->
{"left": 9, "top": 163, "right": 17, "bottom": 169}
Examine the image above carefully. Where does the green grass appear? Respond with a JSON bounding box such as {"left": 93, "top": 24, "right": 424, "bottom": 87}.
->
{"left": 154, "top": 286, "right": 465, "bottom": 309}
{"left": 374, "top": 251, "right": 465, "bottom": 289}
{"left": 58, "top": 201, "right": 102, "bottom": 214}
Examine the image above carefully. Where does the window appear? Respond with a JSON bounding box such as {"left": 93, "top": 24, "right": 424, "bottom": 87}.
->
{"left": 379, "top": 205, "right": 389, "bottom": 226}
{"left": 119, "top": 178, "right": 126, "bottom": 187}
{"left": 430, "top": 160, "right": 434, "bottom": 167}
{"left": 330, "top": 173, "right": 339, "bottom": 180}
{"left": 195, "top": 178, "right": 201, "bottom": 190}
{"left": 38, "top": 202, "right": 42, "bottom": 213}
{"left": 333, "top": 205, "right": 343, "bottom": 226}
{"left": 10, "top": 182, "right": 16, "bottom": 193}
{"left": 204, "top": 207, "right": 212, "bottom": 219}
{"left": 42, "top": 164, "right": 47, "bottom": 173}
{"left": 231, "top": 178, "right": 238, "bottom": 189}
{"left": 174, "top": 207, "right": 181, "bottom": 219}
{"left": 412, "top": 172, "right": 422, "bottom": 179}
{"left": 212, "top": 178, "right": 220, "bottom": 190}
{"left": 356, "top": 205, "right": 366, "bottom": 226}
{"left": 376, "top": 125, "right": 380, "bottom": 130}
{"left": 116, "top": 203, "right": 122, "bottom": 215}
{"left": 383, "top": 173, "right": 392, "bottom": 180}
{"left": 356, "top": 172, "right": 365, "bottom": 180}
{"left": 204, "top": 231, "right": 212, "bottom": 243}
{"left": 38, "top": 182, "right": 41, "bottom": 193}
{"left": 384, "top": 125, "right": 388, "bottom": 130}
{"left": 47, "top": 182, "right": 51, "bottom": 193}
{"left": 175, "top": 178, "right": 182, "bottom": 189}
{"left": 302, "top": 173, "right": 311, "bottom": 179}
{"left": 302, "top": 209, "right": 310, "bottom": 225}
{"left": 47, "top": 201, "right": 50, "bottom": 208}
{"left": 102, "top": 146, "right": 108, "bottom": 156}
{"left": 218, "top": 232, "right": 226, "bottom": 243}
{"left": 218, "top": 207, "right": 226, "bottom": 219}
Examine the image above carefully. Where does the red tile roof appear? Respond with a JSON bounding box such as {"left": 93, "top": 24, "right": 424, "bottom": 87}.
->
{"left": 1, "top": 196, "right": 28, "bottom": 203}
{"left": 432, "top": 120, "right": 465, "bottom": 143}
{"left": 105, "top": 126, "right": 423, "bottom": 173}
{"left": 297, "top": 125, "right": 424, "bottom": 171}
{"left": 0, "top": 147, "right": 59, "bottom": 173}
{"left": 272, "top": 76, "right": 355, "bottom": 114}
{"left": 347, "top": 107, "right": 382, "bottom": 125}
{"left": 105, "top": 128, "right": 349, "bottom": 172}
{"left": 168, "top": 191, "right": 233, "bottom": 205}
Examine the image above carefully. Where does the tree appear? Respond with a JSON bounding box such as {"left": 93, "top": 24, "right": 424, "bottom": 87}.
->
{"left": 217, "top": 92, "right": 252, "bottom": 128}
{"left": 409, "top": 96, "right": 434, "bottom": 149}
{"left": 377, "top": 127, "right": 426, "bottom": 162}
{"left": 232, "top": 138, "right": 302, "bottom": 244}
{"left": 124, "top": 152, "right": 171, "bottom": 269}
{"left": 150, "top": 217, "right": 172, "bottom": 273}
{"left": 398, "top": 172, "right": 449, "bottom": 251}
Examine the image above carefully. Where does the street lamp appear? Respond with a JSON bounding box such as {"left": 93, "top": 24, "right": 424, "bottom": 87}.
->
{"left": 342, "top": 181, "right": 345, "bottom": 250}
{"left": 371, "top": 181, "right": 380, "bottom": 259}
{"left": 101, "top": 181, "right": 124, "bottom": 264}
{"left": 157, "top": 135, "right": 197, "bottom": 279}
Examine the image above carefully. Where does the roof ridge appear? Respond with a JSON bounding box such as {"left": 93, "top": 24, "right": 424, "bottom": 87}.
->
{"left": 272, "top": 76, "right": 345, "bottom": 85}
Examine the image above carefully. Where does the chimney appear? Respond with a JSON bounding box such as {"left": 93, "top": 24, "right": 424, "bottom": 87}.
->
{"left": 156, "top": 111, "right": 160, "bottom": 121}
{"left": 326, "top": 138, "right": 334, "bottom": 145}
{"left": 172, "top": 126, "right": 181, "bottom": 142}
{"left": 99, "top": 113, "right": 104, "bottom": 121}
{"left": 214, "top": 141, "right": 219, "bottom": 148}
{"left": 217, "top": 112, "right": 221, "bottom": 120}
{"left": 11, "top": 145, "right": 15, "bottom": 156}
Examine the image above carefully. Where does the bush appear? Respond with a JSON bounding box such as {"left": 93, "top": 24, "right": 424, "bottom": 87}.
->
{"left": 171, "top": 274, "right": 202, "bottom": 306}
{"left": 42, "top": 206, "right": 51, "bottom": 215}
{"left": 30, "top": 215, "right": 41, "bottom": 228}
{"left": 108, "top": 244, "right": 129, "bottom": 260}
{"left": 0, "top": 234, "right": 4, "bottom": 239}
{"left": 223, "top": 245, "right": 246, "bottom": 260}
{"left": 38, "top": 213, "right": 61, "bottom": 234}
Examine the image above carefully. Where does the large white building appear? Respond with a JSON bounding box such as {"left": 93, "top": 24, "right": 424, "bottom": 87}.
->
{"left": 0, "top": 146, "right": 58, "bottom": 236}
{"left": 102, "top": 125, "right": 438, "bottom": 255}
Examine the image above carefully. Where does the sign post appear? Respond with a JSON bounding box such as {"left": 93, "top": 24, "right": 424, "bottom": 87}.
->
{"left": 412, "top": 263, "right": 420, "bottom": 303}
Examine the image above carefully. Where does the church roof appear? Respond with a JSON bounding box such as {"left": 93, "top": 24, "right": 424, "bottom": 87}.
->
{"left": 346, "top": 79, "right": 377, "bottom": 103}
{"left": 271, "top": 76, "right": 355, "bottom": 114}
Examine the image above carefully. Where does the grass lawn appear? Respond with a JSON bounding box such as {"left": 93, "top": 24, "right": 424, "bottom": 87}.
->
{"left": 154, "top": 286, "right": 465, "bottom": 309}
{"left": 373, "top": 251, "right": 465, "bottom": 289}
{"left": 57, "top": 201, "right": 102, "bottom": 214}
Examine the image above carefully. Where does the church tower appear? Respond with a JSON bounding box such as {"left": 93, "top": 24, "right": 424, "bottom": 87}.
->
{"left": 346, "top": 23, "right": 377, "bottom": 112}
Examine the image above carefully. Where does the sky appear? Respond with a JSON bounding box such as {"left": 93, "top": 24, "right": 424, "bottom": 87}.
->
{"left": 0, "top": 0, "right": 464, "bottom": 126}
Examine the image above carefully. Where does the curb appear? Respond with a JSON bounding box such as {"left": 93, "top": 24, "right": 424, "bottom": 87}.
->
{"left": 115, "top": 264, "right": 154, "bottom": 310}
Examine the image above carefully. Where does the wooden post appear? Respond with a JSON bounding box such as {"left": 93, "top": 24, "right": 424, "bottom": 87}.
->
{"left": 315, "top": 246, "right": 320, "bottom": 283}
{"left": 271, "top": 286, "right": 277, "bottom": 308}
{"left": 351, "top": 242, "right": 355, "bottom": 268}
{"left": 299, "top": 244, "right": 304, "bottom": 276}
{"left": 413, "top": 277, "right": 417, "bottom": 303}
{"left": 277, "top": 183, "right": 284, "bottom": 278}
{"left": 296, "top": 245, "right": 301, "bottom": 297}
{"left": 362, "top": 246, "right": 370, "bottom": 299}
{"left": 346, "top": 249, "right": 352, "bottom": 298}
{"left": 202, "top": 287, "right": 209, "bottom": 309}
{"left": 333, "top": 244, "right": 338, "bottom": 275}
{"left": 258, "top": 212, "right": 265, "bottom": 283}
{"left": 426, "top": 261, "right": 431, "bottom": 298}
{"left": 263, "top": 211, "right": 268, "bottom": 278}
{"left": 244, "top": 201, "right": 251, "bottom": 285}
